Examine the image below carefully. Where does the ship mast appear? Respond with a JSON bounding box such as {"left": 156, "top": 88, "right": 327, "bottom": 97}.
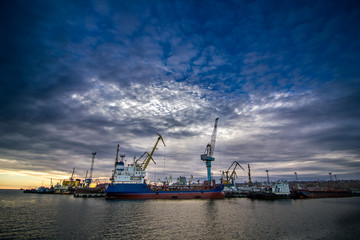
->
{"left": 111, "top": 144, "right": 120, "bottom": 182}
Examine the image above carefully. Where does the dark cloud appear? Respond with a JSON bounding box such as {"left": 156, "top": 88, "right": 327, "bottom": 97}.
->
{"left": 1, "top": 0, "right": 360, "bottom": 186}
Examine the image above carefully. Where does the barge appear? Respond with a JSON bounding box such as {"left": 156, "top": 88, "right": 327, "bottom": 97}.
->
{"left": 295, "top": 188, "right": 353, "bottom": 198}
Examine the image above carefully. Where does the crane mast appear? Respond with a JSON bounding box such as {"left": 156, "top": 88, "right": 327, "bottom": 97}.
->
{"left": 248, "top": 164, "right": 253, "bottom": 186}
{"left": 70, "top": 167, "right": 75, "bottom": 181}
{"left": 89, "top": 152, "right": 96, "bottom": 179}
{"left": 201, "top": 118, "right": 219, "bottom": 182}
{"left": 111, "top": 144, "right": 120, "bottom": 182}
{"left": 85, "top": 152, "right": 96, "bottom": 187}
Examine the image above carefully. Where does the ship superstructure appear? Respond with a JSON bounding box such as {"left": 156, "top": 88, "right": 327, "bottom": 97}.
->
{"left": 112, "top": 155, "right": 146, "bottom": 184}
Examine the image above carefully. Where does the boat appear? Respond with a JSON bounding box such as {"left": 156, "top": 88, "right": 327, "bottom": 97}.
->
{"left": 106, "top": 121, "right": 225, "bottom": 200}
{"left": 23, "top": 179, "right": 55, "bottom": 194}
{"left": 23, "top": 188, "right": 38, "bottom": 193}
{"left": 295, "top": 187, "right": 352, "bottom": 198}
{"left": 247, "top": 182, "right": 291, "bottom": 200}
{"left": 223, "top": 186, "right": 248, "bottom": 198}
{"left": 105, "top": 138, "right": 224, "bottom": 199}
{"left": 74, "top": 183, "right": 106, "bottom": 198}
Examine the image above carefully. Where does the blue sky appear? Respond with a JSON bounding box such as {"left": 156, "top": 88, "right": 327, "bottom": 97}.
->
{"left": 1, "top": 0, "right": 360, "bottom": 188}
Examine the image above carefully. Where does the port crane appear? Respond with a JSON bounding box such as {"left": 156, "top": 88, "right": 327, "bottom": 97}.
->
{"left": 222, "top": 161, "right": 245, "bottom": 185}
{"left": 136, "top": 134, "right": 166, "bottom": 171}
{"left": 85, "top": 152, "right": 96, "bottom": 187}
{"left": 201, "top": 118, "right": 219, "bottom": 182}
{"left": 248, "top": 164, "right": 253, "bottom": 186}
{"left": 70, "top": 167, "right": 75, "bottom": 181}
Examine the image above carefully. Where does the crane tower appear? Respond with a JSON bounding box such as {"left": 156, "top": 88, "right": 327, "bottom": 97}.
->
{"left": 201, "top": 118, "right": 219, "bottom": 182}
{"left": 85, "top": 152, "right": 96, "bottom": 187}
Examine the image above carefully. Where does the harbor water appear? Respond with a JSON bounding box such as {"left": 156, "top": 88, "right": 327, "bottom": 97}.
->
{"left": 1, "top": 190, "right": 360, "bottom": 239}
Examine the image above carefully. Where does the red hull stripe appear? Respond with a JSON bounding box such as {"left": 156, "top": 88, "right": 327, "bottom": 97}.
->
{"left": 105, "top": 191, "right": 225, "bottom": 199}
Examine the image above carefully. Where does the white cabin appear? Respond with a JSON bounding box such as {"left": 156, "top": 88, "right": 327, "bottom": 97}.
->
{"left": 271, "top": 182, "right": 290, "bottom": 195}
{"left": 113, "top": 161, "right": 146, "bottom": 184}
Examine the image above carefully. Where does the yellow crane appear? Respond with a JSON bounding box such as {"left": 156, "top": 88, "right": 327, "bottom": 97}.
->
{"left": 222, "top": 161, "right": 245, "bottom": 185}
{"left": 136, "top": 134, "right": 166, "bottom": 171}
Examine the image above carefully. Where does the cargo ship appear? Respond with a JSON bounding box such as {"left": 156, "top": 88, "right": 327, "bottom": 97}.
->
{"left": 105, "top": 119, "right": 225, "bottom": 200}
{"left": 106, "top": 181, "right": 224, "bottom": 200}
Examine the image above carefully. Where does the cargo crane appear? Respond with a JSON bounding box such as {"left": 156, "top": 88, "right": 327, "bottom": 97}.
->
{"left": 222, "top": 161, "right": 245, "bottom": 185}
{"left": 111, "top": 145, "right": 120, "bottom": 182}
{"left": 89, "top": 152, "right": 96, "bottom": 179}
{"left": 201, "top": 118, "right": 219, "bottom": 182}
{"left": 136, "top": 152, "right": 155, "bottom": 169}
{"left": 61, "top": 167, "right": 80, "bottom": 188}
{"left": 70, "top": 167, "right": 75, "bottom": 181}
{"left": 85, "top": 152, "right": 96, "bottom": 187}
{"left": 136, "top": 134, "right": 166, "bottom": 171}
{"left": 248, "top": 164, "right": 253, "bottom": 186}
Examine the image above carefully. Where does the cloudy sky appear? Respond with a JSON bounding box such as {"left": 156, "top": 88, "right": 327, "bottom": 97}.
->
{"left": 1, "top": 0, "right": 360, "bottom": 189}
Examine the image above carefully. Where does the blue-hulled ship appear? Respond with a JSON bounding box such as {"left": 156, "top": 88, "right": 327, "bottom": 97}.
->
{"left": 105, "top": 119, "right": 225, "bottom": 200}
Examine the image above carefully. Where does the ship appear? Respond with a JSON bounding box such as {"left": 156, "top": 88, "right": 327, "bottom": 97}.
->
{"left": 105, "top": 119, "right": 225, "bottom": 200}
{"left": 106, "top": 180, "right": 224, "bottom": 200}
{"left": 247, "top": 182, "right": 291, "bottom": 200}
{"left": 23, "top": 179, "right": 55, "bottom": 194}
{"left": 74, "top": 182, "right": 106, "bottom": 198}
{"left": 294, "top": 187, "right": 352, "bottom": 198}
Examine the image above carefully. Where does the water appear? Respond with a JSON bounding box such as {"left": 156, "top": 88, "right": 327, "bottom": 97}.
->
{"left": 1, "top": 190, "right": 360, "bottom": 240}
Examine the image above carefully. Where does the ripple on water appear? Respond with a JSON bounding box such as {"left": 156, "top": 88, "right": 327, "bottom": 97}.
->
{"left": 1, "top": 190, "right": 360, "bottom": 239}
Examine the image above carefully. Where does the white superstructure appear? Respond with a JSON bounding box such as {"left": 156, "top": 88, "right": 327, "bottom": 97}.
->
{"left": 113, "top": 160, "right": 146, "bottom": 184}
{"left": 271, "top": 182, "right": 290, "bottom": 195}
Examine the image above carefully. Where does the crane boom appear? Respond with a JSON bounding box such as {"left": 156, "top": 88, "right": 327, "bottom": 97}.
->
{"left": 204, "top": 118, "right": 219, "bottom": 157}
{"left": 141, "top": 134, "right": 166, "bottom": 171}
{"left": 111, "top": 145, "right": 120, "bottom": 182}
{"left": 70, "top": 167, "right": 75, "bottom": 181}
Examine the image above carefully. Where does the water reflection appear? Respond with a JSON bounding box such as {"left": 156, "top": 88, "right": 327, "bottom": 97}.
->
{"left": 1, "top": 190, "right": 360, "bottom": 240}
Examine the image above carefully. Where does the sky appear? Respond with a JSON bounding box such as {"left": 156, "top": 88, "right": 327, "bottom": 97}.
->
{"left": 1, "top": 0, "right": 360, "bottom": 189}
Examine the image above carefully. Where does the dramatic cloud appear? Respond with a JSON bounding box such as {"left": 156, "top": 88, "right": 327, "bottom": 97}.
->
{"left": 1, "top": 0, "right": 360, "bottom": 188}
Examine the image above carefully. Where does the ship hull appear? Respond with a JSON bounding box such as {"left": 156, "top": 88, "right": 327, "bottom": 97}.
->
{"left": 297, "top": 190, "right": 352, "bottom": 198}
{"left": 105, "top": 183, "right": 225, "bottom": 200}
